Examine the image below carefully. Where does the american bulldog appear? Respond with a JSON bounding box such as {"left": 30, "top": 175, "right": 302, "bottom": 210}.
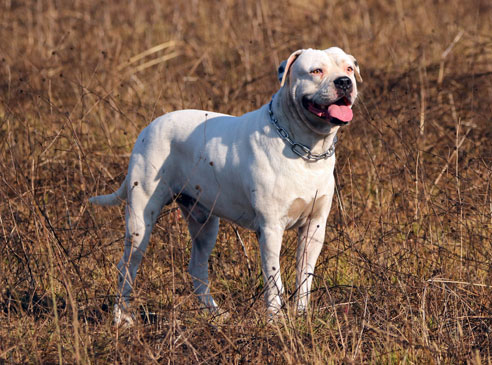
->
{"left": 90, "top": 47, "right": 361, "bottom": 325}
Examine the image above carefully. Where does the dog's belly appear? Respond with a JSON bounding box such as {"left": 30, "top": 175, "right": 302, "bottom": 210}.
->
{"left": 171, "top": 148, "right": 258, "bottom": 230}
{"left": 190, "top": 190, "right": 258, "bottom": 229}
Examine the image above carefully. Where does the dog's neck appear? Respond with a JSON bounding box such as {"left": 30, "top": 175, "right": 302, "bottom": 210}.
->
{"left": 272, "top": 88, "right": 339, "bottom": 157}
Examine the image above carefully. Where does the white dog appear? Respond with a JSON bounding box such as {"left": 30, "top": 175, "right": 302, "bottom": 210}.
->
{"left": 90, "top": 47, "right": 361, "bottom": 325}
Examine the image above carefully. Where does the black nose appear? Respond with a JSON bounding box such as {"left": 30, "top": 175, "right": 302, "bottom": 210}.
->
{"left": 334, "top": 76, "right": 352, "bottom": 92}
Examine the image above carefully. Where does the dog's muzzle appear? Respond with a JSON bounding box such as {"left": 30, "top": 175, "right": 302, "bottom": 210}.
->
{"left": 301, "top": 75, "right": 356, "bottom": 125}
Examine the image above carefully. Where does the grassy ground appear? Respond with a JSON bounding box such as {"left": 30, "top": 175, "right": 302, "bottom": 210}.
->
{"left": 1, "top": 0, "right": 491, "bottom": 363}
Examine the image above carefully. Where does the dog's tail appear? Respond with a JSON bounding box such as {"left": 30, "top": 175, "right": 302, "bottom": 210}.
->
{"left": 89, "top": 176, "right": 128, "bottom": 206}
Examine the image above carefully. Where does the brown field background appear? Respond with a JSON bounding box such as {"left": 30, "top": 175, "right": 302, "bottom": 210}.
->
{"left": 1, "top": 0, "right": 491, "bottom": 363}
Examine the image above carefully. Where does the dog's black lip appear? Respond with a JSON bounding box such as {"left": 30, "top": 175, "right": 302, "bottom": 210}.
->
{"left": 329, "top": 118, "right": 349, "bottom": 126}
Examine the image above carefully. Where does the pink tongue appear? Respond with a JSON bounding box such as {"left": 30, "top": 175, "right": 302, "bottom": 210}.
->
{"left": 327, "top": 104, "right": 353, "bottom": 122}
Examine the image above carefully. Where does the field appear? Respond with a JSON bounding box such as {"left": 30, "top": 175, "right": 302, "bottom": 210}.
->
{"left": 1, "top": 0, "right": 491, "bottom": 363}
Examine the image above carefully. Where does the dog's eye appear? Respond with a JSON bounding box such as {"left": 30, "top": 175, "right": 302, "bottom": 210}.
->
{"left": 346, "top": 66, "right": 354, "bottom": 73}
{"left": 310, "top": 68, "right": 323, "bottom": 75}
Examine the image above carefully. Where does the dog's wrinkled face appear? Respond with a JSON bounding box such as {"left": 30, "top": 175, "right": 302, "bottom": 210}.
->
{"left": 280, "top": 47, "right": 361, "bottom": 134}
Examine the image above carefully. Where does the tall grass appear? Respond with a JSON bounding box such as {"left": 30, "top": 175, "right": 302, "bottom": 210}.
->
{"left": 0, "top": 0, "right": 491, "bottom": 362}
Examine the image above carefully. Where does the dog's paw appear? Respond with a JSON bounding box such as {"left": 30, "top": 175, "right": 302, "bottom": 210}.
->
{"left": 114, "top": 303, "right": 135, "bottom": 328}
{"left": 266, "top": 306, "right": 285, "bottom": 324}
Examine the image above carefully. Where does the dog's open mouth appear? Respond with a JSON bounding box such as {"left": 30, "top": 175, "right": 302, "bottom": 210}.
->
{"left": 303, "top": 96, "right": 353, "bottom": 125}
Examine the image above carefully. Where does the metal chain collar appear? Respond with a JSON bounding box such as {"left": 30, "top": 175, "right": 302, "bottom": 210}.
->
{"left": 268, "top": 99, "right": 337, "bottom": 161}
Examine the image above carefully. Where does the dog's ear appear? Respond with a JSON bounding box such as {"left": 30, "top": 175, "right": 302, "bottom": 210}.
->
{"left": 353, "top": 58, "right": 363, "bottom": 83}
{"left": 277, "top": 60, "right": 287, "bottom": 83}
{"left": 280, "top": 49, "right": 303, "bottom": 87}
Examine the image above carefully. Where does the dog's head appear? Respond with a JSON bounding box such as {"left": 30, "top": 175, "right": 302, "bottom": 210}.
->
{"left": 278, "top": 48, "right": 361, "bottom": 133}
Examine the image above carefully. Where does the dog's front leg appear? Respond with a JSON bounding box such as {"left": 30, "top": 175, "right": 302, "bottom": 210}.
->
{"left": 295, "top": 218, "right": 327, "bottom": 312}
{"left": 258, "top": 225, "right": 284, "bottom": 314}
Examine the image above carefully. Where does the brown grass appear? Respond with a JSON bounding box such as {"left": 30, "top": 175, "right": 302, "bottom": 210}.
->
{"left": 1, "top": 0, "right": 491, "bottom": 363}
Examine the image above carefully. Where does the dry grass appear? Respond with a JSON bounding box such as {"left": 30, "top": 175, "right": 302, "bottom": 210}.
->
{"left": 1, "top": 0, "right": 491, "bottom": 363}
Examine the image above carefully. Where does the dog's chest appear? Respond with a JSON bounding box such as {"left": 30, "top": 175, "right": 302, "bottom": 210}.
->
{"left": 285, "top": 194, "right": 329, "bottom": 229}
{"left": 252, "top": 155, "right": 335, "bottom": 230}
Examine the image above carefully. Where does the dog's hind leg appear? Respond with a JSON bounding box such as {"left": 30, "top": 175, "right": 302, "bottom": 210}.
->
{"left": 114, "top": 178, "right": 169, "bottom": 326}
{"left": 179, "top": 200, "right": 220, "bottom": 311}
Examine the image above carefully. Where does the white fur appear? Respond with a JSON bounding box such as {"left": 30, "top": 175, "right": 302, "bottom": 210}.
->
{"left": 90, "top": 48, "right": 360, "bottom": 325}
